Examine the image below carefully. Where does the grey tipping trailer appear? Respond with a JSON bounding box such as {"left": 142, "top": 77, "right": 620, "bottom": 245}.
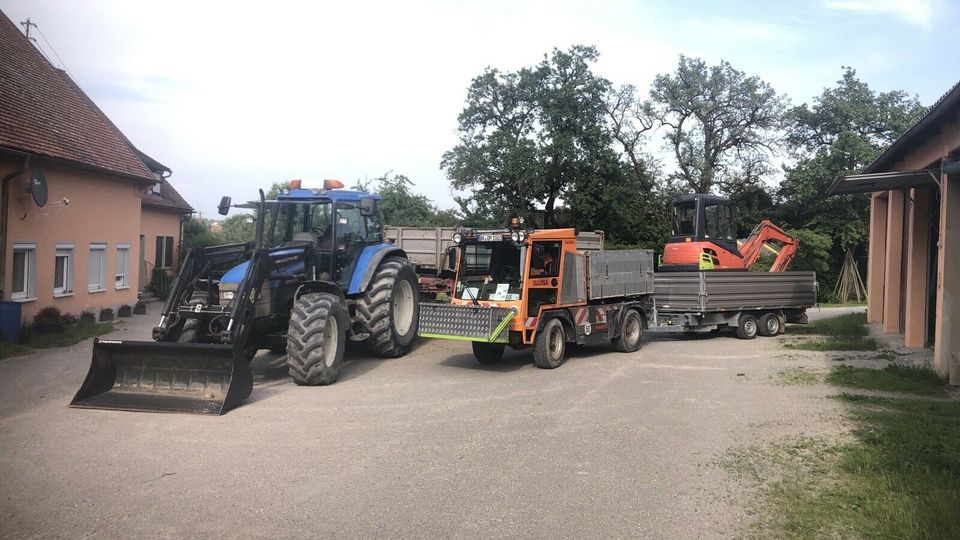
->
{"left": 648, "top": 271, "right": 817, "bottom": 339}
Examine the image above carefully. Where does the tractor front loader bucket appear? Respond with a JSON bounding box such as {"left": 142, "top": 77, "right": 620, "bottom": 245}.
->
{"left": 69, "top": 339, "right": 253, "bottom": 415}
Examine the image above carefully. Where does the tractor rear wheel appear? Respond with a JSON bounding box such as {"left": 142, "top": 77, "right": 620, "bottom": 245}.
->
{"left": 286, "top": 293, "right": 347, "bottom": 385}
{"left": 533, "top": 318, "right": 567, "bottom": 369}
{"left": 355, "top": 258, "right": 420, "bottom": 357}
{"left": 472, "top": 342, "right": 505, "bottom": 364}
{"left": 736, "top": 313, "right": 759, "bottom": 340}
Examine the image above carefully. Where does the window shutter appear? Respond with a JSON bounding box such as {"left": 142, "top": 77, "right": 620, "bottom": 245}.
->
{"left": 164, "top": 236, "right": 174, "bottom": 267}
{"left": 155, "top": 236, "right": 163, "bottom": 267}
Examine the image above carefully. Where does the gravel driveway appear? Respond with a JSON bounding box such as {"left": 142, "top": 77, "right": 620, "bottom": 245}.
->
{"left": 0, "top": 305, "right": 864, "bottom": 538}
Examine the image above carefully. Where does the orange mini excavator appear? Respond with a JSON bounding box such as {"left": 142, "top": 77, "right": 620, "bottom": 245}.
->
{"left": 660, "top": 194, "right": 798, "bottom": 272}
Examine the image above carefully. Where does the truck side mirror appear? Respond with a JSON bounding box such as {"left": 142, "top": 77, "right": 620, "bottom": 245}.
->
{"left": 217, "top": 196, "right": 232, "bottom": 216}
{"left": 531, "top": 244, "right": 545, "bottom": 269}
{"left": 359, "top": 197, "right": 376, "bottom": 217}
{"left": 445, "top": 246, "right": 458, "bottom": 271}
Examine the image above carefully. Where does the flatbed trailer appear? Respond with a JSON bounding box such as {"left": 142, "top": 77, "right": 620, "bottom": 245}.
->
{"left": 647, "top": 271, "right": 817, "bottom": 338}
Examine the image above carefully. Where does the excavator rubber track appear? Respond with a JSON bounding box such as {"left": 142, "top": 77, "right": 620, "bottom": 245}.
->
{"left": 69, "top": 339, "right": 253, "bottom": 415}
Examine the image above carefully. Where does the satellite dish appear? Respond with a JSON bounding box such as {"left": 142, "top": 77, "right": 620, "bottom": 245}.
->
{"left": 29, "top": 169, "right": 48, "bottom": 207}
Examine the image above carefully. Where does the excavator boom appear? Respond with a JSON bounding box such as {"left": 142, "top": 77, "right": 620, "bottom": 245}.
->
{"left": 738, "top": 220, "right": 799, "bottom": 271}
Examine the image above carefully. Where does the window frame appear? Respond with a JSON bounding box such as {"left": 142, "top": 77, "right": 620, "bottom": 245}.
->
{"left": 115, "top": 243, "right": 130, "bottom": 290}
{"left": 11, "top": 242, "right": 37, "bottom": 301}
{"left": 155, "top": 236, "right": 174, "bottom": 269}
{"left": 54, "top": 243, "right": 75, "bottom": 297}
{"left": 88, "top": 243, "right": 107, "bottom": 293}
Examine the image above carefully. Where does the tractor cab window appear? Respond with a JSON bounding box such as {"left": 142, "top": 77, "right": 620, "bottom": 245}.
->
{"left": 673, "top": 202, "right": 697, "bottom": 236}
{"left": 455, "top": 241, "right": 524, "bottom": 301}
{"left": 530, "top": 241, "right": 561, "bottom": 277}
{"left": 333, "top": 203, "right": 366, "bottom": 286}
{"left": 365, "top": 211, "right": 384, "bottom": 243}
{"left": 703, "top": 203, "right": 735, "bottom": 240}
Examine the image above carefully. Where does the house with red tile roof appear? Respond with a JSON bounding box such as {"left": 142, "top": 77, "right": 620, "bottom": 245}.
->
{"left": 0, "top": 11, "right": 192, "bottom": 325}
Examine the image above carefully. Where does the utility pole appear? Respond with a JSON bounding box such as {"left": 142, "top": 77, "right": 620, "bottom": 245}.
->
{"left": 20, "top": 18, "right": 37, "bottom": 42}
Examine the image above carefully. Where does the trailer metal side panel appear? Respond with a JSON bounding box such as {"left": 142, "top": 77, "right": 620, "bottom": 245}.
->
{"left": 653, "top": 271, "right": 817, "bottom": 312}
{"left": 651, "top": 272, "right": 704, "bottom": 311}
{"left": 586, "top": 250, "right": 655, "bottom": 301}
{"left": 575, "top": 231, "right": 605, "bottom": 251}
{"left": 384, "top": 226, "right": 456, "bottom": 270}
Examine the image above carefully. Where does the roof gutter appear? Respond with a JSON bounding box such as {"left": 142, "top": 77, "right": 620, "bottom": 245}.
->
{"left": 1, "top": 152, "right": 31, "bottom": 298}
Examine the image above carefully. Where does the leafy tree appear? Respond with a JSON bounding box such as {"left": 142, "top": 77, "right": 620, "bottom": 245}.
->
{"left": 220, "top": 213, "right": 256, "bottom": 244}
{"left": 442, "top": 45, "right": 622, "bottom": 227}
{"left": 375, "top": 173, "right": 461, "bottom": 226}
{"left": 648, "top": 56, "right": 786, "bottom": 194}
{"left": 181, "top": 217, "right": 220, "bottom": 249}
{"left": 779, "top": 68, "right": 925, "bottom": 287}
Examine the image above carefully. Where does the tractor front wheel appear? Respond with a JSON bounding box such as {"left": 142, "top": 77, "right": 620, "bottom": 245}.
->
{"left": 355, "top": 258, "right": 420, "bottom": 357}
{"left": 286, "top": 293, "right": 348, "bottom": 385}
{"left": 177, "top": 290, "right": 211, "bottom": 343}
{"left": 533, "top": 318, "right": 567, "bottom": 369}
{"left": 472, "top": 342, "right": 505, "bottom": 364}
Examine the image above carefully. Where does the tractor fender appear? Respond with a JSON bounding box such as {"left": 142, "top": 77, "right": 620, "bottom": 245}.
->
{"left": 346, "top": 244, "right": 408, "bottom": 295}
{"left": 293, "top": 281, "right": 346, "bottom": 303}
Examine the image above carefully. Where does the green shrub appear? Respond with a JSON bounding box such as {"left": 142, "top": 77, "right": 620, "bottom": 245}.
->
{"left": 79, "top": 311, "right": 97, "bottom": 324}
{"left": 150, "top": 267, "right": 172, "bottom": 299}
{"left": 33, "top": 306, "right": 62, "bottom": 325}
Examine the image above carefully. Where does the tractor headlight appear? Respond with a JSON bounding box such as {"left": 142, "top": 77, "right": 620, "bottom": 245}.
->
{"left": 219, "top": 288, "right": 236, "bottom": 304}
{"left": 453, "top": 232, "right": 463, "bottom": 244}
{"left": 511, "top": 231, "right": 520, "bottom": 242}
{"left": 517, "top": 231, "right": 526, "bottom": 241}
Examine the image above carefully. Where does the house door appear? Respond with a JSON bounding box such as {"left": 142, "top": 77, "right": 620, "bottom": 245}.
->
{"left": 139, "top": 234, "right": 147, "bottom": 291}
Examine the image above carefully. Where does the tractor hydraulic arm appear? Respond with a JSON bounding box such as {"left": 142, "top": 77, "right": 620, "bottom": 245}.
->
{"left": 738, "top": 220, "right": 799, "bottom": 272}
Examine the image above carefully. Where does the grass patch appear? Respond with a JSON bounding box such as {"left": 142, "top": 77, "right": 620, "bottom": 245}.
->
{"left": 783, "top": 336, "right": 879, "bottom": 351}
{"left": 0, "top": 341, "right": 34, "bottom": 360}
{"left": 784, "top": 312, "right": 879, "bottom": 351}
{"left": 774, "top": 367, "right": 823, "bottom": 385}
{"left": 790, "top": 312, "right": 868, "bottom": 337}
{"left": 827, "top": 364, "right": 946, "bottom": 396}
{"left": 723, "top": 394, "right": 960, "bottom": 539}
{"left": 0, "top": 322, "right": 114, "bottom": 360}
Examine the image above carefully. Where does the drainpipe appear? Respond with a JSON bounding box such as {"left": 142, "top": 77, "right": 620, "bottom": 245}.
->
{"left": 0, "top": 153, "right": 31, "bottom": 298}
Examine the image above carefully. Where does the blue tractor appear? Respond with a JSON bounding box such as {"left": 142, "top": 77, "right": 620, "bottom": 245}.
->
{"left": 71, "top": 180, "right": 420, "bottom": 414}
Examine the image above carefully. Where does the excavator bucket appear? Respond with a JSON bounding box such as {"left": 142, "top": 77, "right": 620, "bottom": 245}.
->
{"left": 69, "top": 339, "right": 253, "bottom": 415}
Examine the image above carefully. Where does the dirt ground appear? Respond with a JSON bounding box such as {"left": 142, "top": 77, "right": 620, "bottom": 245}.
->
{"left": 0, "top": 305, "right": 865, "bottom": 538}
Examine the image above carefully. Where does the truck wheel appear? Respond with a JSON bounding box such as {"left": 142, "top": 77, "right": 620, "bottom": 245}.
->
{"left": 758, "top": 312, "right": 781, "bottom": 337}
{"left": 472, "top": 342, "right": 505, "bottom": 364}
{"left": 533, "top": 318, "right": 567, "bottom": 369}
{"left": 355, "top": 258, "right": 420, "bottom": 357}
{"left": 286, "top": 293, "right": 347, "bottom": 385}
{"left": 736, "top": 314, "right": 759, "bottom": 340}
{"left": 177, "top": 290, "right": 210, "bottom": 343}
{"left": 612, "top": 309, "right": 643, "bottom": 352}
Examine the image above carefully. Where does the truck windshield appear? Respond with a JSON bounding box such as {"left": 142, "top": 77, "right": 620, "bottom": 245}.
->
{"left": 456, "top": 242, "right": 525, "bottom": 301}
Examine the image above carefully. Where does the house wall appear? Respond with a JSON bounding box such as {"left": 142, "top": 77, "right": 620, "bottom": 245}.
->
{"left": 139, "top": 206, "right": 183, "bottom": 282}
{"left": 1, "top": 157, "right": 142, "bottom": 322}
{"left": 864, "top": 113, "right": 960, "bottom": 383}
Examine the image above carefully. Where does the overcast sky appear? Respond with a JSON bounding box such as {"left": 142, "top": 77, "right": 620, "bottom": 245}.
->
{"left": 1, "top": 0, "right": 957, "bottom": 217}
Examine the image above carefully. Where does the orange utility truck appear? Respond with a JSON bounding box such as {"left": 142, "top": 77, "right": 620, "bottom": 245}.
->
{"left": 417, "top": 220, "right": 654, "bottom": 368}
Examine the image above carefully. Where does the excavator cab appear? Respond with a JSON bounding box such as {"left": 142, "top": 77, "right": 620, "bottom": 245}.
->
{"left": 662, "top": 194, "right": 798, "bottom": 272}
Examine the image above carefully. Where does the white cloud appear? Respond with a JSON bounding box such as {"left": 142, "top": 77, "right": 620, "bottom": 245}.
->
{"left": 822, "top": 0, "right": 935, "bottom": 28}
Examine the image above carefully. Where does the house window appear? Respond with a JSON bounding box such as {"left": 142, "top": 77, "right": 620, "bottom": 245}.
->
{"left": 155, "top": 236, "right": 174, "bottom": 269}
{"left": 11, "top": 243, "right": 36, "bottom": 301}
{"left": 54, "top": 244, "right": 74, "bottom": 296}
{"left": 88, "top": 243, "right": 106, "bottom": 293}
{"left": 115, "top": 244, "right": 130, "bottom": 289}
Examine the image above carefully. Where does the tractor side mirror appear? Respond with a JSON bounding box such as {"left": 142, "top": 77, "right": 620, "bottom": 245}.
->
{"left": 217, "top": 196, "right": 232, "bottom": 216}
{"left": 531, "top": 244, "right": 545, "bottom": 269}
{"left": 359, "top": 197, "right": 376, "bottom": 217}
